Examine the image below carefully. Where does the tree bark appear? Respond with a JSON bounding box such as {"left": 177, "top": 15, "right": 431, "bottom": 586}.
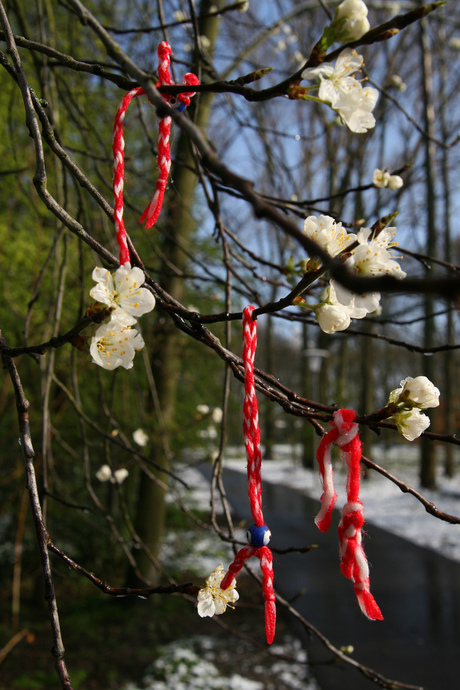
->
{"left": 419, "top": 17, "right": 437, "bottom": 489}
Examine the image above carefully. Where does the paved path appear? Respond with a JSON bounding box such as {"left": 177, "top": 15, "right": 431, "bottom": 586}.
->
{"left": 206, "top": 466, "right": 460, "bottom": 690}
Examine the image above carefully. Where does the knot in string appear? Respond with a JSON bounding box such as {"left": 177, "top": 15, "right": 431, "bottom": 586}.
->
{"left": 333, "top": 409, "right": 359, "bottom": 448}
{"left": 315, "top": 408, "right": 383, "bottom": 621}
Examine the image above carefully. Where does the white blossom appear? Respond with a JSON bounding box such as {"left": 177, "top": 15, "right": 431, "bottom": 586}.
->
{"left": 334, "top": 84, "right": 378, "bottom": 133}
{"left": 312, "top": 224, "right": 406, "bottom": 333}
{"left": 372, "top": 168, "right": 404, "bottom": 190}
{"left": 331, "top": 279, "right": 381, "bottom": 316}
{"left": 315, "top": 282, "right": 370, "bottom": 334}
{"left": 207, "top": 425, "right": 218, "bottom": 439}
{"left": 211, "top": 407, "right": 223, "bottom": 424}
{"left": 113, "top": 468, "right": 129, "bottom": 484}
{"left": 90, "top": 264, "right": 155, "bottom": 326}
{"left": 349, "top": 227, "right": 406, "bottom": 279}
{"left": 303, "top": 214, "right": 356, "bottom": 257}
{"left": 393, "top": 408, "right": 431, "bottom": 442}
{"left": 133, "top": 428, "right": 149, "bottom": 447}
{"left": 96, "top": 464, "right": 112, "bottom": 482}
{"left": 316, "top": 302, "right": 352, "bottom": 334}
{"left": 196, "top": 404, "right": 210, "bottom": 416}
{"left": 306, "top": 218, "right": 406, "bottom": 334}
{"left": 197, "top": 564, "right": 239, "bottom": 618}
{"left": 302, "top": 49, "right": 378, "bottom": 133}
{"left": 90, "top": 321, "right": 145, "bottom": 370}
{"left": 387, "top": 376, "right": 440, "bottom": 441}
{"left": 302, "top": 49, "right": 364, "bottom": 109}
{"left": 96, "top": 465, "right": 129, "bottom": 484}
{"left": 334, "top": 0, "right": 370, "bottom": 41}
{"left": 390, "top": 376, "right": 440, "bottom": 409}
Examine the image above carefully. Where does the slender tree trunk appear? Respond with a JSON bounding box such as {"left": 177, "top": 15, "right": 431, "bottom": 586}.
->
{"left": 263, "top": 313, "right": 275, "bottom": 460}
{"left": 301, "top": 321, "right": 314, "bottom": 468}
{"left": 419, "top": 18, "right": 437, "bottom": 489}
{"left": 360, "top": 320, "right": 375, "bottom": 468}
{"left": 439, "top": 23, "right": 455, "bottom": 477}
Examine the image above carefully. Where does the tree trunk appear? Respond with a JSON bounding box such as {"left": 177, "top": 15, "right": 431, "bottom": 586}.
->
{"left": 439, "top": 23, "right": 455, "bottom": 477}
{"left": 419, "top": 18, "right": 437, "bottom": 489}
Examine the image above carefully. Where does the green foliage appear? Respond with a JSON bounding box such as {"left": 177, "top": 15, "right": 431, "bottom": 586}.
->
{"left": 11, "top": 671, "right": 59, "bottom": 690}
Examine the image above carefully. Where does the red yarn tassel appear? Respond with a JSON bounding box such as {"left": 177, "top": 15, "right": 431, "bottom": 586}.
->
{"left": 315, "top": 409, "right": 383, "bottom": 621}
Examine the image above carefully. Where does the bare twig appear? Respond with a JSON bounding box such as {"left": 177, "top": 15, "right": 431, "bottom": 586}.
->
{"left": 0, "top": 332, "right": 73, "bottom": 689}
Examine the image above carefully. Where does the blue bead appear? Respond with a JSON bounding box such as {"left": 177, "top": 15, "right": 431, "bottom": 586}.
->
{"left": 247, "top": 524, "right": 271, "bottom": 547}
{"left": 165, "top": 98, "right": 187, "bottom": 112}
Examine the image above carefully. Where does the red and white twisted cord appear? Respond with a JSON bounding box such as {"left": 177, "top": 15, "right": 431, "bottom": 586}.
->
{"left": 112, "top": 42, "right": 199, "bottom": 264}
{"left": 242, "top": 305, "right": 264, "bottom": 526}
{"left": 221, "top": 546, "right": 258, "bottom": 589}
{"left": 220, "top": 307, "right": 276, "bottom": 645}
{"left": 316, "top": 409, "right": 383, "bottom": 621}
{"left": 113, "top": 86, "right": 146, "bottom": 266}
{"left": 139, "top": 42, "right": 199, "bottom": 229}
{"left": 259, "top": 546, "right": 276, "bottom": 643}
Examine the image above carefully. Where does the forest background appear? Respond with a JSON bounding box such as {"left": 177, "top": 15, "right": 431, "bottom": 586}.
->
{"left": 1, "top": 0, "right": 460, "bottom": 688}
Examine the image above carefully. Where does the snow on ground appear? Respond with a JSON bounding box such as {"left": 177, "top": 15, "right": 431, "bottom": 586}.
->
{"left": 220, "top": 444, "right": 460, "bottom": 563}
{"left": 122, "top": 462, "right": 320, "bottom": 690}
{"left": 122, "top": 447, "right": 460, "bottom": 690}
{"left": 172, "top": 445, "right": 460, "bottom": 563}
{"left": 120, "top": 635, "right": 318, "bottom": 690}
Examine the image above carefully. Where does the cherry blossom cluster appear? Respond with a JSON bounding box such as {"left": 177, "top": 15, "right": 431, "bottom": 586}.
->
{"left": 89, "top": 264, "right": 156, "bottom": 370}
{"left": 302, "top": 48, "right": 379, "bottom": 133}
{"left": 302, "top": 215, "right": 406, "bottom": 334}
{"left": 387, "top": 376, "right": 440, "bottom": 441}
{"left": 289, "top": 2, "right": 378, "bottom": 132}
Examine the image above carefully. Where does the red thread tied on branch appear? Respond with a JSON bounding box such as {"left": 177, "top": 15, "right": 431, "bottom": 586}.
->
{"left": 112, "top": 42, "right": 199, "bottom": 266}
{"left": 315, "top": 409, "right": 383, "bottom": 621}
{"left": 220, "top": 306, "right": 276, "bottom": 644}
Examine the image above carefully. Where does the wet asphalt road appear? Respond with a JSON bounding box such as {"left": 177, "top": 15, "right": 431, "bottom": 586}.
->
{"left": 202, "top": 466, "right": 460, "bottom": 690}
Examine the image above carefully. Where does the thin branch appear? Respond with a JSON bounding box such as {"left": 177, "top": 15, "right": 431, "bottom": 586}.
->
{"left": 0, "top": 332, "right": 73, "bottom": 689}
{"left": 47, "top": 539, "right": 200, "bottom": 597}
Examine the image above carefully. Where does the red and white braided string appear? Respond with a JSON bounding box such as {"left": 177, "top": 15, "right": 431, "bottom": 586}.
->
{"left": 112, "top": 42, "right": 199, "bottom": 264}
{"left": 220, "top": 544, "right": 276, "bottom": 645}
{"left": 315, "top": 409, "right": 383, "bottom": 621}
{"left": 113, "top": 86, "right": 146, "bottom": 266}
{"left": 139, "top": 42, "right": 199, "bottom": 229}
{"left": 243, "top": 305, "right": 264, "bottom": 526}
{"left": 138, "top": 41, "right": 172, "bottom": 230}
{"left": 220, "top": 307, "right": 276, "bottom": 645}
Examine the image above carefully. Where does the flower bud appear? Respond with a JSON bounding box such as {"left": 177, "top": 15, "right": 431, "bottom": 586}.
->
{"left": 334, "top": 0, "right": 370, "bottom": 41}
